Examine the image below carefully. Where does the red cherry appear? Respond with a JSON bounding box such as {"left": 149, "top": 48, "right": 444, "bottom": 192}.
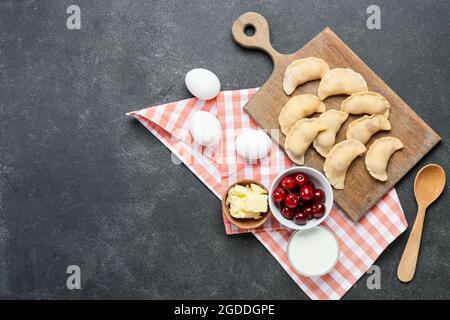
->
{"left": 308, "top": 181, "right": 315, "bottom": 189}
{"left": 313, "top": 189, "right": 325, "bottom": 203}
{"left": 285, "top": 193, "right": 300, "bottom": 208}
{"left": 280, "top": 206, "right": 295, "bottom": 220}
{"left": 312, "top": 202, "right": 326, "bottom": 218}
{"left": 281, "top": 176, "right": 296, "bottom": 190}
{"left": 304, "top": 205, "right": 314, "bottom": 220}
{"left": 294, "top": 173, "right": 309, "bottom": 187}
{"left": 272, "top": 187, "right": 286, "bottom": 203}
{"left": 299, "top": 185, "right": 314, "bottom": 201}
{"left": 312, "top": 202, "right": 325, "bottom": 213}
{"left": 293, "top": 212, "right": 308, "bottom": 225}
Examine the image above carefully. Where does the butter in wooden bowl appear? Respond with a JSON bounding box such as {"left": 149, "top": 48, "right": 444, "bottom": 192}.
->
{"left": 222, "top": 180, "right": 271, "bottom": 230}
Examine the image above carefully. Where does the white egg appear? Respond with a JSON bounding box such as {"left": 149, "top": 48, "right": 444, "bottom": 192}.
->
{"left": 185, "top": 68, "right": 221, "bottom": 100}
{"left": 189, "top": 111, "right": 221, "bottom": 147}
{"left": 235, "top": 130, "right": 272, "bottom": 160}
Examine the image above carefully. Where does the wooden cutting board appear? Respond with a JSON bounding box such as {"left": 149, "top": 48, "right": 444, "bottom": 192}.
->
{"left": 232, "top": 12, "right": 441, "bottom": 222}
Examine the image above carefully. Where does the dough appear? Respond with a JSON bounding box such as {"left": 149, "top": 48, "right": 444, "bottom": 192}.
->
{"left": 323, "top": 139, "right": 367, "bottom": 189}
{"left": 365, "top": 137, "right": 403, "bottom": 181}
{"left": 318, "top": 68, "right": 368, "bottom": 101}
{"left": 283, "top": 57, "right": 329, "bottom": 95}
{"left": 341, "top": 91, "right": 390, "bottom": 118}
{"left": 346, "top": 114, "right": 391, "bottom": 144}
{"left": 279, "top": 94, "right": 326, "bottom": 135}
{"left": 313, "top": 110, "right": 349, "bottom": 157}
{"left": 284, "top": 118, "right": 326, "bottom": 165}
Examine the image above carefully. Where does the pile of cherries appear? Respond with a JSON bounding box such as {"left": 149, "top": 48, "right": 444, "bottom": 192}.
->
{"left": 272, "top": 172, "right": 326, "bottom": 226}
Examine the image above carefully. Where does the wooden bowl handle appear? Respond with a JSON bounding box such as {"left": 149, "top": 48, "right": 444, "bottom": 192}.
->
{"left": 232, "top": 12, "right": 280, "bottom": 59}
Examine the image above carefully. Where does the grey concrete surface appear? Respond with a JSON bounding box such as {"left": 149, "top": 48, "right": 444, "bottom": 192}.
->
{"left": 0, "top": 0, "right": 449, "bottom": 299}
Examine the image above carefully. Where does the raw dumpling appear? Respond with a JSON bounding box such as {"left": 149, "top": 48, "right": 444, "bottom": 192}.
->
{"left": 365, "top": 137, "right": 403, "bottom": 181}
{"left": 318, "top": 68, "right": 368, "bottom": 101}
{"left": 313, "top": 110, "right": 349, "bottom": 157}
{"left": 341, "top": 91, "right": 390, "bottom": 118}
{"left": 346, "top": 114, "right": 391, "bottom": 144}
{"left": 284, "top": 118, "right": 326, "bottom": 165}
{"left": 278, "top": 94, "right": 326, "bottom": 135}
{"left": 283, "top": 57, "right": 330, "bottom": 95}
{"left": 324, "top": 139, "right": 367, "bottom": 189}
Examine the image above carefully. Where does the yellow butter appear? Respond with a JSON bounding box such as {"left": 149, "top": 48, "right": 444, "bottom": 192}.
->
{"left": 250, "top": 183, "right": 267, "bottom": 194}
{"left": 227, "top": 194, "right": 243, "bottom": 206}
{"left": 245, "top": 194, "right": 268, "bottom": 213}
{"left": 226, "top": 183, "right": 268, "bottom": 220}
{"left": 236, "top": 210, "right": 262, "bottom": 220}
{"left": 229, "top": 197, "right": 245, "bottom": 214}
{"left": 230, "top": 184, "right": 252, "bottom": 197}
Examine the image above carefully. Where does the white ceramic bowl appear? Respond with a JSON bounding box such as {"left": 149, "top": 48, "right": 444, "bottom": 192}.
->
{"left": 269, "top": 166, "right": 333, "bottom": 230}
{"left": 287, "top": 226, "right": 340, "bottom": 277}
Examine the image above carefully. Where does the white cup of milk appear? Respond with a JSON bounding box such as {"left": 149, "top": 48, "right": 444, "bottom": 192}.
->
{"left": 287, "top": 226, "right": 340, "bottom": 277}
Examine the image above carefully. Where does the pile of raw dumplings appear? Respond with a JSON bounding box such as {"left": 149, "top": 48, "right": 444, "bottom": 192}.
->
{"left": 280, "top": 57, "right": 403, "bottom": 189}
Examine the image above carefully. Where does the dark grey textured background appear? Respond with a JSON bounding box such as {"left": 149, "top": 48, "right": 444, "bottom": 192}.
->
{"left": 0, "top": 0, "right": 449, "bottom": 299}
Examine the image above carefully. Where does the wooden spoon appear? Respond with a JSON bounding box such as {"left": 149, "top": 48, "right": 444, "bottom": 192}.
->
{"left": 397, "top": 164, "right": 446, "bottom": 282}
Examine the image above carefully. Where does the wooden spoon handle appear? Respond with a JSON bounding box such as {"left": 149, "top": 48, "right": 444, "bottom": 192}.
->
{"left": 231, "top": 12, "right": 280, "bottom": 60}
{"left": 397, "top": 206, "right": 426, "bottom": 282}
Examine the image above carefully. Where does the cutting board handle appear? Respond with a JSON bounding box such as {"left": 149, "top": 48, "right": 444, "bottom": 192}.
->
{"left": 232, "top": 12, "right": 280, "bottom": 59}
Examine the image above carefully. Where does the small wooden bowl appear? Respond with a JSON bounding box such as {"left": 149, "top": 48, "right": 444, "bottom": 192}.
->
{"left": 222, "top": 179, "right": 271, "bottom": 230}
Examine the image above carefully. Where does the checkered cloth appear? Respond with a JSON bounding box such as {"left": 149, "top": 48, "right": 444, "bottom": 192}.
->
{"left": 128, "top": 88, "right": 408, "bottom": 299}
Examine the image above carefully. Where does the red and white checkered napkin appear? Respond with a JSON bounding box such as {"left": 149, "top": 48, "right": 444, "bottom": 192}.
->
{"left": 128, "top": 88, "right": 408, "bottom": 300}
